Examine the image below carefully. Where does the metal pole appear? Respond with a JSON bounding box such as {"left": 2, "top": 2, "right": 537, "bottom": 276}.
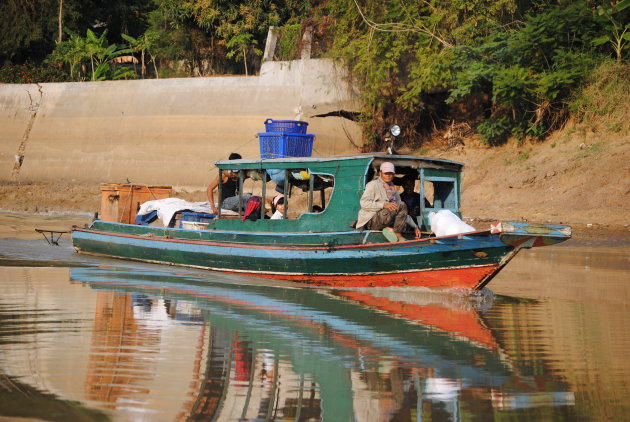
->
{"left": 283, "top": 170, "right": 289, "bottom": 218}
{"left": 238, "top": 170, "right": 244, "bottom": 217}
{"left": 261, "top": 170, "right": 266, "bottom": 219}
{"left": 308, "top": 173, "right": 314, "bottom": 212}
{"left": 218, "top": 170, "right": 223, "bottom": 218}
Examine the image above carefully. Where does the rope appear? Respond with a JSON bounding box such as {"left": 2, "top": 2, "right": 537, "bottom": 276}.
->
{"left": 208, "top": 135, "right": 259, "bottom": 173}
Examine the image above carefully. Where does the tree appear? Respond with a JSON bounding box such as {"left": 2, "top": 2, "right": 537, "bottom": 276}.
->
{"left": 226, "top": 33, "right": 261, "bottom": 76}
{"left": 312, "top": 0, "right": 522, "bottom": 148}
{"left": 444, "top": 2, "right": 602, "bottom": 143}
{"left": 47, "top": 30, "right": 87, "bottom": 79}
{"left": 122, "top": 32, "right": 159, "bottom": 78}
{"left": 148, "top": 0, "right": 285, "bottom": 75}
{"left": 593, "top": 1, "right": 630, "bottom": 61}
{"left": 48, "top": 28, "right": 133, "bottom": 81}
{"left": 0, "top": 0, "right": 58, "bottom": 64}
{"left": 309, "top": 0, "right": 613, "bottom": 148}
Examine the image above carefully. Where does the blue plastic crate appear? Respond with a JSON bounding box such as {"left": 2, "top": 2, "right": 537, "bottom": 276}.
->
{"left": 181, "top": 212, "right": 215, "bottom": 222}
{"left": 259, "top": 132, "right": 314, "bottom": 159}
{"left": 264, "top": 119, "right": 309, "bottom": 134}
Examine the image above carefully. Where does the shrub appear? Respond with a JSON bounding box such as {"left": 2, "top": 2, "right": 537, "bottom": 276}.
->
{"left": 275, "top": 24, "right": 302, "bottom": 61}
{"left": 448, "top": 2, "right": 601, "bottom": 144}
{"left": 0, "top": 62, "right": 69, "bottom": 83}
{"left": 570, "top": 60, "right": 630, "bottom": 134}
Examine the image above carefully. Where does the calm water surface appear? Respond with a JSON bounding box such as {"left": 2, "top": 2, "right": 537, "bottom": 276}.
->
{"left": 0, "top": 236, "right": 628, "bottom": 421}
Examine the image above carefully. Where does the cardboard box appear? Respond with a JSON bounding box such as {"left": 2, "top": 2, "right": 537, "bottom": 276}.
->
{"left": 99, "top": 184, "right": 172, "bottom": 224}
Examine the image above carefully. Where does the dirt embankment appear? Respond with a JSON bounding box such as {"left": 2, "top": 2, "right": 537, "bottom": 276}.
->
{"left": 422, "top": 127, "right": 629, "bottom": 229}
{"left": 0, "top": 126, "right": 628, "bottom": 242}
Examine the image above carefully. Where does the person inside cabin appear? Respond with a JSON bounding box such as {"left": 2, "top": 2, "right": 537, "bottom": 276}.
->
{"left": 400, "top": 177, "right": 420, "bottom": 219}
{"left": 207, "top": 152, "right": 251, "bottom": 214}
{"left": 270, "top": 195, "right": 285, "bottom": 219}
{"left": 356, "top": 162, "right": 421, "bottom": 242}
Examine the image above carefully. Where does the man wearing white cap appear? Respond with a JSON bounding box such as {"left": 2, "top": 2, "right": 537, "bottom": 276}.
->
{"left": 356, "top": 161, "right": 421, "bottom": 242}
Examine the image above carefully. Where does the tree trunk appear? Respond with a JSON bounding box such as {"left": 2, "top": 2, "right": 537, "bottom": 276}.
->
{"left": 57, "top": 0, "right": 63, "bottom": 43}
{"left": 150, "top": 55, "right": 159, "bottom": 79}
{"left": 243, "top": 46, "right": 248, "bottom": 76}
{"left": 141, "top": 50, "right": 146, "bottom": 78}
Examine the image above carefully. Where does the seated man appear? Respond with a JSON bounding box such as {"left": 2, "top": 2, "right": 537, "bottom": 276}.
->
{"left": 207, "top": 152, "right": 251, "bottom": 214}
{"left": 356, "top": 162, "right": 421, "bottom": 242}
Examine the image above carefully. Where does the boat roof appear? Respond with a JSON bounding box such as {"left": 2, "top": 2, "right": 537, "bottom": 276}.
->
{"left": 216, "top": 153, "right": 464, "bottom": 170}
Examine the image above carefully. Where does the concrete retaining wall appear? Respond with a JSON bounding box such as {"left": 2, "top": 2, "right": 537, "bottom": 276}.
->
{"left": 0, "top": 59, "right": 362, "bottom": 189}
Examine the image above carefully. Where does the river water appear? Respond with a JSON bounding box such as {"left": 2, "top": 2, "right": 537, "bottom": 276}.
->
{"left": 0, "top": 232, "right": 628, "bottom": 421}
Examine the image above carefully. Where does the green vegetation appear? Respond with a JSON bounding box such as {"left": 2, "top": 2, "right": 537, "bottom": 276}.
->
{"left": 275, "top": 24, "right": 302, "bottom": 61}
{"left": 47, "top": 29, "right": 134, "bottom": 81}
{"left": 569, "top": 60, "right": 630, "bottom": 134}
{"left": 317, "top": 0, "right": 629, "bottom": 148}
{"left": 0, "top": 0, "right": 628, "bottom": 149}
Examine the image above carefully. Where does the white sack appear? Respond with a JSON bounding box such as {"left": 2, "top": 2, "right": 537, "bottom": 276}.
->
{"left": 429, "top": 210, "right": 476, "bottom": 237}
{"left": 137, "top": 198, "right": 215, "bottom": 227}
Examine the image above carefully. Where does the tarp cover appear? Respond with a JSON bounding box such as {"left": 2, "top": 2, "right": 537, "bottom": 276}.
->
{"left": 137, "top": 198, "right": 236, "bottom": 227}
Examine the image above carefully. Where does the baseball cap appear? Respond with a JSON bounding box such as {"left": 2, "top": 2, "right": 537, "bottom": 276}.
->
{"left": 380, "top": 162, "right": 395, "bottom": 173}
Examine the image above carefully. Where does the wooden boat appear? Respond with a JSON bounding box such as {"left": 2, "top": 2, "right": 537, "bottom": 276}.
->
{"left": 71, "top": 154, "right": 571, "bottom": 290}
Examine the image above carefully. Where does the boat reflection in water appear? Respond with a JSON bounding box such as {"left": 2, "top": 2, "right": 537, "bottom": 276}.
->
{"left": 70, "top": 266, "right": 575, "bottom": 420}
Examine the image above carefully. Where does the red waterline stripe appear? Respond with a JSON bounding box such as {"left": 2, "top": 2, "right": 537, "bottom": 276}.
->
{"left": 229, "top": 265, "right": 499, "bottom": 289}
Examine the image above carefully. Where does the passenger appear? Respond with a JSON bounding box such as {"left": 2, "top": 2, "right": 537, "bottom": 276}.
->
{"left": 270, "top": 195, "right": 285, "bottom": 219}
{"left": 312, "top": 205, "right": 323, "bottom": 213}
{"left": 356, "top": 162, "right": 421, "bottom": 242}
{"left": 400, "top": 177, "right": 420, "bottom": 218}
{"left": 207, "top": 153, "right": 251, "bottom": 214}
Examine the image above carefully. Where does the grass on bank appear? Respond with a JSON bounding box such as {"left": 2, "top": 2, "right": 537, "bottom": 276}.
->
{"left": 569, "top": 60, "right": 630, "bottom": 135}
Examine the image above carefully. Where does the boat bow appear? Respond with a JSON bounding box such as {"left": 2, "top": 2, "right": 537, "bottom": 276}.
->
{"left": 491, "top": 221, "right": 572, "bottom": 248}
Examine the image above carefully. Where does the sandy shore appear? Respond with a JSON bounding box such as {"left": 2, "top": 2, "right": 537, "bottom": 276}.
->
{"left": 0, "top": 212, "right": 93, "bottom": 241}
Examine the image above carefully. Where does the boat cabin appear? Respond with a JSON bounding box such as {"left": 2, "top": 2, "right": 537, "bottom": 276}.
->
{"left": 204, "top": 154, "right": 463, "bottom": 234}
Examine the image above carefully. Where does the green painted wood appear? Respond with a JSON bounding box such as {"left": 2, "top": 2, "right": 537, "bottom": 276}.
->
{"left": 73, "top": 227, "right": 513, "bottom": 275}
{"left": 88, "top": 220, "right": 377, "bottom": 245}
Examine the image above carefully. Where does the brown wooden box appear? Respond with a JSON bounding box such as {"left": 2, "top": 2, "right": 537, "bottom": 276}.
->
{"left": 99, "top": 184, "right": 172, "bottom": 224}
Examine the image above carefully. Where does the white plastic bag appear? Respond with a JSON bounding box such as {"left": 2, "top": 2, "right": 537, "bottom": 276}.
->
{"left": 429, "top": 210, "right": 476, "bottom": 237}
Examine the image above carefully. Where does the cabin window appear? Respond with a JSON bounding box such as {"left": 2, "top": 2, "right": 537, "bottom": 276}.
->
{"left": 423, "top": 180, "right": 456, "bottom": 209}
{"left": 419, "top": 171, "right": 460, "bottom": 230}
{"left": 423, "top": 181, "right": 434, "bottom": 207}
{"left": 216, "top": 169, "right": 267, "bottom": 220}
{"left": 266, "top": 169, "right": 333, "bottom": 219}
{"left": 216, "top": 165, "right": 334, "bottom": 220}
